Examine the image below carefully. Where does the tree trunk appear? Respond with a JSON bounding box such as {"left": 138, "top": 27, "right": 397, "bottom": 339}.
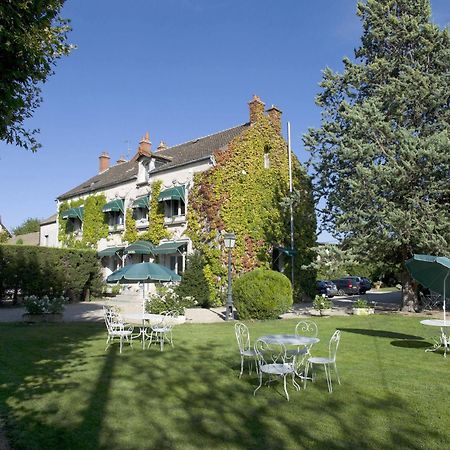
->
{"left": 401, "top": 269, "right": 418, "bottom": 312}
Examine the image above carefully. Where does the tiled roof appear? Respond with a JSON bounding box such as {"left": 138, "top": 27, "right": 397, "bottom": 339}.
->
{"left": 40, "top": 214, "right": 58, "bottom": 225}
{"left": 58, "top": 123, "right": 249, "bottom": 200}
{"left": 150, "top": 123, "right": 249, "bottom": 174}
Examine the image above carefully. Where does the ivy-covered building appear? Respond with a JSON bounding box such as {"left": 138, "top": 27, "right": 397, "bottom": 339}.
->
{"left": 56, "top": 96, "right": 316, "bottom": 302}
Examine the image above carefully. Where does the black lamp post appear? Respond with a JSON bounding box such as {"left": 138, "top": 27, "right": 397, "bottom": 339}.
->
{"left": 224, "top": 232, "right": 236, "bottom": 320}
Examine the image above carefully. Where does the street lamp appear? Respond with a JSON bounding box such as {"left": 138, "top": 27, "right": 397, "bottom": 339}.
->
{"left": 224, "top": 232, "right": 236, "bottom": 320}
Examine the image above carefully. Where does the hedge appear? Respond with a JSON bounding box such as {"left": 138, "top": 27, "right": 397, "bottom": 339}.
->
{"left": 0, "top": 245, "right": 103, "bottom": 302}
{"left": 233, "top": 268, "right": 293, "bottom": 320}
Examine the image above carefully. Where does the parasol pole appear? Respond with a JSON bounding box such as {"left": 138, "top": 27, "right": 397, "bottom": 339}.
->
{"left": 444, "top": 271, "right": 449, "bottom": 325}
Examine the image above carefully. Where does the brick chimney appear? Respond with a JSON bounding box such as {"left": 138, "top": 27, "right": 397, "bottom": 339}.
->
{"left": 138, "top": 132, "right": 152, "bottom": 155}
{"left": 267, "top": 105, "right": 282, "bottom": 135}
{"left": 116, "top": 155, "right": 127, "bottom": 164}
{"left": 99, "top": 151, "right": 110, "bottom": 173}
{"left": 157, "top": 140, "right": 168, "bottom": 152}
{"left": 248, "top": 95, "right": 265, "bottom": 124}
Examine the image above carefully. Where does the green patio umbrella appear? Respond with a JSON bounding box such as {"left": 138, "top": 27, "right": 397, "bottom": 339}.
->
{"left": 405, "top": 254, "right": 450, "bottom": 323}
{"left": 106, "top": 262, "right": 181, "bottom": 312}
{"left": 107, "top": 262, "right": 181, "bottom": 283}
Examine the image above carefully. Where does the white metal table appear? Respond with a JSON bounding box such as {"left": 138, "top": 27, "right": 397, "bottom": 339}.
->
{"left": 420, "top": 319, "right": 449, "bottom": 357}
{"left": 259, "top": 334, "right": 320, "bottom": 379}
{"left": 259, "top": 334, "right": 320, "bottom": 347}
{"left": 124, "top": 313, "right": 164, "bottom": 349}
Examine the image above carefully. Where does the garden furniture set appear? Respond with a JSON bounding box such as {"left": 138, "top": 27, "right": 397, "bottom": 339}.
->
{"left": 103, "top": 306, "right": 178, "bottom": 353}
{"left": 235, "top": 321, "right": 341, "bottom": 400}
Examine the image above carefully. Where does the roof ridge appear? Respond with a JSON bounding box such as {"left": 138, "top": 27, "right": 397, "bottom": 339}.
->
{"left": 160, "top": 122, "right": 249, "bottom": 153}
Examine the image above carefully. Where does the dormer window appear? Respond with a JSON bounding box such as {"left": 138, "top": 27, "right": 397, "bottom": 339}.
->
{"left": 264, "top": 145, "right": 270, "bottom": 169}
{"left": 137, "top": 160, "right": 150, "bottom": 184}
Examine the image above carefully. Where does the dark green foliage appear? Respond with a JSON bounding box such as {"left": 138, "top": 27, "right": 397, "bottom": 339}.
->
{"left": 305, "top": 0, "right": 450, "bottom": 310}
{"left": 12, "top": 217, "right": 40, "bottom": 235}
{"left": 175, "top": 252, "right": 210, "bottom": 308}
{"left": 0, "top": 1, "right": 73, "bottom": 151}
{"left": 233, "top": 268, "right": 293, "bottom": 320}
{"left": 0, "top": 244, "right": 102, "bottom": 302}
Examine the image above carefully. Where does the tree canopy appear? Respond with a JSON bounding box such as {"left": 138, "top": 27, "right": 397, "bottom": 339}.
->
{"left": 13, "top": 218, "right": 41, "bottom": 236}
{"left": 305, "top": 0, "right": 450, "bottom": 309}
{"left": 0, "top": 0, "right": 73, "bottom": 151}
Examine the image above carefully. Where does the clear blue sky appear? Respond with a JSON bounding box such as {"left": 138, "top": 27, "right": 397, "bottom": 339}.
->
{"left": 0, "top": 0, "right": 448, "bottom": 240}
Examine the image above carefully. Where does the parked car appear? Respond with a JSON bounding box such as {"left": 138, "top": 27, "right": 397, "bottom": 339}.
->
{"left": 316, "top": 280, "right": 338, "bottom": 298}
{"left": 332, "top": 276, "right": 372, "bottom": 295}
{"left": 332, "top": 277, "right": 361, "bottom": 295}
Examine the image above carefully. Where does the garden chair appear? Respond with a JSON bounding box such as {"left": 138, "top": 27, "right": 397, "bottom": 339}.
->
{"left": 234, "top": 322, "right": 258, "bottom": 378}
{"left": 253, "top": 338, "right": 300, "bottom": 401}
{"left": 286, "top": 320, "right": 318, "bottom": 371}
{"left": 148, "top": 310, "right": 178, "bottom": 351}
{"left": 304, "top": 330, "right": 341, "bottom": 393}
{"left": 103, "top": 308, "right": 134, "bottom": 354}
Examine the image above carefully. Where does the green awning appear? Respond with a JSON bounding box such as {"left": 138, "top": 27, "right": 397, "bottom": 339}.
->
{"left": 124, "top": 240, "right": 155, "bottom": 255}
{"left": 102, "top": 199, "right": 124, "bottom": 213}
{"left": 61, "top": 207, "right": 84, "bottom": 221}
{"left": 158, "top": 186, "right": 185, "bottom": 202}
{"left": 131, "top": 196, "right": 149, "bottom": 209}
{"left": 98, "top": 246, "right": 124, "bottom": 257}
{"left": 275, "top": 246, "right": 297, "bottom": 257}
{"left": 152, "top": 241, "right": 185, "bottom": 255}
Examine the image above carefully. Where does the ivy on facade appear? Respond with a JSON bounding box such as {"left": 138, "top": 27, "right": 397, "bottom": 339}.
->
{"left": 58, "top": 194, "right": 108, "bottom": 249}
{"left": 123, "top": 208, "right": 138, "bottom": 243}
{"left": 146, "top": 180, "right": 170, "bottom": 244}
{"left": 187, "top": 116, "right": 316, "bottom": 305}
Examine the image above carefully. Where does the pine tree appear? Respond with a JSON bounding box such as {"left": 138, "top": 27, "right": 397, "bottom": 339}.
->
{"left": 305, "top": 0, "right": 450, "bottom": 310}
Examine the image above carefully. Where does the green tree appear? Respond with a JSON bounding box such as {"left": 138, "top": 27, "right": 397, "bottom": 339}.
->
{"left": 305, "top": 0, "right": 450, "bottom": 310}
{"left": 0, "top": 1, "right": 73, "bottom": 151}
{"left": 175, "top": 252, "right": 210, "bottom": 308}
{"left": 12, "top": 218, "right": 40, "bottom": 235}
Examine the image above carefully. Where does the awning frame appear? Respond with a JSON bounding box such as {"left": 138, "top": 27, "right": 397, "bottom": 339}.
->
{"left": 102, "top": 199, "right": 125, "bottom": 214}
{"left": 158, "top": 186, "right": 186, "bottom": 203}
{"left": 61, "top": 207, "right": 84, "bottom": 221}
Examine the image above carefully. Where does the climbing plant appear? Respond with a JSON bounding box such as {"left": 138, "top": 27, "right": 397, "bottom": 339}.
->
{"left": 58, "top": 194, "right": 108, "bottom": 249}
{"left": 146, "top": 180, "right": 170, "bottom": 244}
{"left": 123, "top": 208, "right": 138, "bottom": 243}
{"left": 187, "top": 115, "right": 316, "bottom": 305}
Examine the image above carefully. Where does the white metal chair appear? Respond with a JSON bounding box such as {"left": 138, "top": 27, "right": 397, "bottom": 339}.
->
{"left": 254, "top": 338, "right": 300, "bottom": 401}
{"left": 148, "top": 310, "right": 178, "bottom": 351}
{"left": 304, "top": 330, "right": 341, "bottom": 393}
{"left": 287, "top": 320, "right": 318, "bottom": 368}
{"left": 103, "top": 308, "right": 134, "bottom": 354}
{"left": 234, "top": 322, "right": 258, "bottom": 378}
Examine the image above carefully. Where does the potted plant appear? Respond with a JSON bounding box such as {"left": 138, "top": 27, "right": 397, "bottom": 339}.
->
{"left": 23, "top": 295, "right": 67, "bottom": 323}
{"left": 352, "top": 298, "right": 375, "bottom": 315}
{"left": 312, "top": 294, "right": 333, "bottom": 316}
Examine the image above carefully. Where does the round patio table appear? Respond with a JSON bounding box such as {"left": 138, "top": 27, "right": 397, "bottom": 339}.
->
{"left": 259, "top": 334, "right": 319, "bottom": 347}
{"left": 258, "top": 334, "right": 320, "bottom": 380}
{"left": 420, "top": 319, "right": 449, "bottom": 357}
{"left": 123, "top": 313, "right": 164, "bottom": 349}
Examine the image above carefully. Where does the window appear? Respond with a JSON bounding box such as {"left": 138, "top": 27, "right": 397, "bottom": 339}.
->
{"left": 132, "top": 208, "right": 148, "bottom": 221}
{"left": 165, "top": 199, "right": 185, "bottom": 218}
{"left": 108, "top": 211, "right": 124, "bottom": 227}
{"left": 67, "top": 218, "right": 82, "bottom": 233}
{"left": 264, "top": 145, "right": 270, "bottom": 169}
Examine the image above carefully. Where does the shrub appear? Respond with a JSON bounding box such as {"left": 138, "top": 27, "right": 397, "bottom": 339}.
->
{"left": 312, "top": 294, "right": 332, "bottom": 310}
{"left": 174, "top": 251, "right": 210, "bottom": 307}
{"left": 145, "top": 285, "right": 196, "bottom": 315}
{"left": 0, "top": 244, "right": 103, "bottom": 302}
{"left": 23, "top": 295, "right": 66, "bottom": 314}
{"left": 353, "top": 298, "right": 369, "bottom": 308}
{"left": 233, "top": 269, "right": 292, "bottom": 320}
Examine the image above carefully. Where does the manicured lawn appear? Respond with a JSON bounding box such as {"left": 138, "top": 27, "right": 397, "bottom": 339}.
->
{"left": 0, "top": 316, "right": 448, "bottom": 449}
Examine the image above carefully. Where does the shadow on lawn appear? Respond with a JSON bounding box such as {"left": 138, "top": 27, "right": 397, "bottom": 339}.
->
{"left": 340, "top": 328, "right": 423, "bottom": 340}
{"left": 0, "top": 323, "right": 446, "bottom": 449}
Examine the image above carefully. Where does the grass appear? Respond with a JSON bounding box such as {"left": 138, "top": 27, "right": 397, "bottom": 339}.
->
{"left": 0, "top": 315, "right": 448, "bottom": 449}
